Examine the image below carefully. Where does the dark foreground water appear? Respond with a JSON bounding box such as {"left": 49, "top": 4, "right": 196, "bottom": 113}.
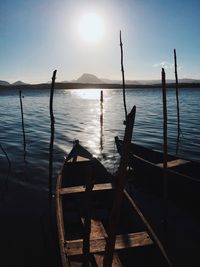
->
{"left": 0, "top": 87, "right": 199, "bottom": 192}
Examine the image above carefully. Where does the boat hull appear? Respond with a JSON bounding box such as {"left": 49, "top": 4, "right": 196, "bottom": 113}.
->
{"left": 56, "top": 141, "right": 169, "bottom": 266}
{"left": 115, "top": 137, "right": 200, "bottom": 205}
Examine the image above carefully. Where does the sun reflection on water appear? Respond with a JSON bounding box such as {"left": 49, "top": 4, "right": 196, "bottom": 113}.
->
{"left": 70, "top": 88, "right": 103, "bottom": 100}
{"left": 62, "top": 88, "right": 106, "bottom": 158}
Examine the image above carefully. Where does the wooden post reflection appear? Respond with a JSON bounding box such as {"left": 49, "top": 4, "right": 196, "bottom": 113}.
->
{"left": 100, "top": 90, "right": 103, "bottom": 152}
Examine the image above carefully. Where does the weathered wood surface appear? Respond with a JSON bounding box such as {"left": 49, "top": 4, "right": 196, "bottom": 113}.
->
{"left": 82, "top": 167, "right": 93, "bottom": 266}
{"left": 94, "top": 253, "right": 123, "bottom": 267}
{"left": 56, "top": 174, "right": 68, "bottom": 267}
{"left": 103, "top": 106, "right": 136, "bottom": 267}
{"left": 65, "top": 231, "right": 152, "bottom": 256}
{"left": 80, "top": 218, "right": 122, "bottom": 266}
{"left": 156, "top": 159, "right": 189, "bottom": 168}
{"left": 59, "top": 183, "right": 114, "bottom": 195}
{"left": 81, "top": 219, "right": 107, "bottom": 239}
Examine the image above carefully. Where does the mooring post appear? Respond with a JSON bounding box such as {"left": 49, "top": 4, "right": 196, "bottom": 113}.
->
{"left": 100, "top": 90, "right": 104, "bottom": 151}
{"left": 19, "top": 90, "right": 26, "bottom": 162}
{"left": 49, "top": 70, "right": 57, "bottom": 201}
{"left": 174, "top": 49, "right": 181, "bottom": 154}
{"left": 83, "top": 165, "right": 93, "bottom": 266}
{"left": 161, "top": 68, "right": 168, "bottom": 237}
{"left": 120, "top": 31, "right": 128, "bottom": 122}
{"left": 103, "top": 106, "right": 136, "bottom": 267}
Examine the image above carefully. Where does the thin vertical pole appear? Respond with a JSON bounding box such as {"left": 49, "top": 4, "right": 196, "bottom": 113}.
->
{"left": 19, "top": 90, "right": 26, "bottom": 161}
{"left": 161, "top": 68, "right": 168, "bottom": 233}
{"left": 49, "top": 70, "right": 57, "bottom": 200}
{"left": 120, "top": 31, "right": 128, "bottom": 122}
{"left": 103, "top": 106, "right": 136, "bottom": 267}
{"left": 100, "top": 90, "right": 103, "bottom": 151}
{"left": 174, "top": 49, "right": 181, "bottom": 154}
{"left": 83, "top": 165, "right": 93, "bottom": 266}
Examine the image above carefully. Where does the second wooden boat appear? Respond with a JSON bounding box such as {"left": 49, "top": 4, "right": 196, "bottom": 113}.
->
{"left": 115, "top": 136, "right": 200, "bottom": 205}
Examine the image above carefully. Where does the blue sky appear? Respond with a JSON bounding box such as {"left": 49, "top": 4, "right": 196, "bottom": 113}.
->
{"left": 0, "top": 0, "right": 199, "bottom": 83}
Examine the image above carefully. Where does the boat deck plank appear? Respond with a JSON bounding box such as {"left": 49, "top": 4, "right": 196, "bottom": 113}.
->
{"left": 80, "top": 218, "right": 122, "bottom": 266}
{"left": 59, "top": 183, "right": 114, "bottom": 195}
{"left": 65, "top": 231, "right": 153, "bottom": 256}
{"left": 156, "top": 159, "right": 189, "bottom": 168}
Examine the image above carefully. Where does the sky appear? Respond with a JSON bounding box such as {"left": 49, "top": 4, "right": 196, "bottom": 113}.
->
{"left": 0, "top": 0, "right": 200, "bottom": 83}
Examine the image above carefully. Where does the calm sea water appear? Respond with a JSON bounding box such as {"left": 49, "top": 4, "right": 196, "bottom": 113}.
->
{"left": 0, "top": 87, "right": 199, "bottom": 192}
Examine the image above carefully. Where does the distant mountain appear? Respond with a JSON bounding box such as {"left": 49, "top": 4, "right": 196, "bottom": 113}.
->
{"left": 75, "top": 73, "right": 103, "bottom": 84}
{"left": 101, "top": 77, "right": 200, "bottom": 85}
{"left": 12, "top": 80, "right": 28, "bottom": 85}
{"left": 0, "top": 80, "right": 10, "bottom": 86}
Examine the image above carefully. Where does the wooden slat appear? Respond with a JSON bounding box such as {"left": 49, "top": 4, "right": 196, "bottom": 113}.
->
{"left": 80, "top": 218, "right": 122, "bottom": 267}
{"left": 94, "top": 253, "right": 123, "bottom": 267}
{"left": 59, "top": 183, "right": 114, "bottom": 195}
{"left": 65, "top": 231, "right": 153, "bottom": 256}
{"left": 156, "top": 159, "right": 189, "bottom": 168}
{"left": 81, "top": 218, "right": 107, "bottom": 239}
{"left": 56, "top": 174, "right": 69, "bottom": 267}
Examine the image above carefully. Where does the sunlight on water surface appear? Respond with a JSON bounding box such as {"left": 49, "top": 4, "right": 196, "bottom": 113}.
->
{"left": 70, "top": 88, "right": 102, "bottom": 100}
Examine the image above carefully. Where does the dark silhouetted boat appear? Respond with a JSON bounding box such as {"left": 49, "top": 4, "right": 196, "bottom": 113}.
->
{"left": 56, "top": 139, "right": 172, "bottom": 267}
{"left": 115, "top": 136, "right": 200, "bottom": 205}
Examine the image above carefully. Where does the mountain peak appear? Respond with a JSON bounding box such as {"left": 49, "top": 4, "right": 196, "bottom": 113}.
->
{"left": 76, "top": 73, "right": 103, "bottom": 83}
{"left": 12, "top": 80, "right": 28, "bottom": 85}
{"left": 0, "top": 80, "right": 10, "bottom": 86}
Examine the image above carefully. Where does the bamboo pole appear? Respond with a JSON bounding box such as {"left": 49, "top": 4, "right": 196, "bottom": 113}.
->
{"left": 83, "top": 165, "right": 93, "bottom": 266}
{"left": 161, "top": 68, "right": 168, "bottom": 233}
{"left": 100, "top": 90, "right": 103, "bottom": 151}
{"left": 49, "top": 70, "right": 57, "bottom": 200}
{"left": 120, "top": 31, "right": 128, "bottom": 122}
{"left": 19, "top": 90, "right": 26, "bottom": 161}
{"left": 103, "top": 105, "right": 136, "bottom": 267}
{"left": 174, "top": 49, "right": 181, "bottom": 154}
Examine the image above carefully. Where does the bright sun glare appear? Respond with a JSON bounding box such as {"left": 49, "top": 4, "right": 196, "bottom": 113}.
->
{"left": 78, "top": 13, "right": 104, "bottom": 43}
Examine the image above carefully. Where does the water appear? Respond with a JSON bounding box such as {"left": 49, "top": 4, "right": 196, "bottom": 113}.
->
{"left": 0, "top": 87, "right": 199, "bottom": 192}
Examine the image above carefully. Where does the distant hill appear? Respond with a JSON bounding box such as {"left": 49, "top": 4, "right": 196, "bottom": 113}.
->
{"left": 12, "top": 80, "right": 28, "bottom": 85}
{"left": 0, "top": 75, "right": 200, "bottom": 89}
{"left": 101, "top": 77, "right": 200, "bottom": 85}
{"left": 75, "top": 73, "right": 103, "bottom": 83}
{"left": 0, "top": 80, "right": 10, "bottom": 86}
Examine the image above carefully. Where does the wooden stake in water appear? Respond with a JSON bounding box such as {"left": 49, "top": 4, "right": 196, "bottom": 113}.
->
{"left": 103, "top": 106, "right": 136, "bottom": 267}
{"left": 100, "top": 90, "right": 103, "bottom": 151}
{"left": 120, "top": 31, "right": 128, "bottom": 122}
{"left": 161, "top": 68, "right": 168, "bottom": 234}
{"left": 19, "top": 90, "right": 26, "bottom": 161}
{"left": 83, "top": 165, "right": 93, "bottom": 266}
{"left": 174, "top": 49, "right": 181, "bottom": 154}
{"left": 49, "top": 70, "right": 57, "bottom": 200}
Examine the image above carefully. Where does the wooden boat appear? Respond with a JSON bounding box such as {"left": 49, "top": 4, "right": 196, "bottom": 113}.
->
{"left": 56, "top": 107, "right": 172, "bottom": 266}
{"left": 56, "top": 140, "right": 173, "bottom": 267}
{"left": 115, "top": 136, "right": 200, "bottom": 204}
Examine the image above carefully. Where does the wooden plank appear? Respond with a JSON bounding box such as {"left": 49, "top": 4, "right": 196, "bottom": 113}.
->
{"left": 56, "top": 174, "right": 69, "bottom": 267}
{"left": 94, "top": 253, "right": 123, "bottom": 267}
{"left": 156, "top": 159, "right": 189, "bottom": 168}
{"left": 81, "top": 218, "right": 107, "bottom": 239}
{"left": 59, "top": 183, "right": 114, "bottom": 195}
{"left": 103, "top": 106, "right": 136, "bottom": 267}
{"left": 80, "top": 218, "right": 122, "bottom": 267}
{"left": 65, "top": 231, "right": 153, "bottom": 256}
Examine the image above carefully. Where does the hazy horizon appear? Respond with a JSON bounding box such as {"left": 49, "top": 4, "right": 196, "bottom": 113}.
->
{"left": 1, "top": 0, "right": 200, "bottom": 84}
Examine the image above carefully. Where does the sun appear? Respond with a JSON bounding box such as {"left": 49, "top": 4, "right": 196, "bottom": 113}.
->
{"left": 78, "top": 13, "right": 104, "bottom": 43}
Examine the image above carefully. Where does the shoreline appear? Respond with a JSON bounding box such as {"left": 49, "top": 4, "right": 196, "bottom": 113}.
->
{"left": 1, "top": 82, "right": 200, "bottom": 90}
